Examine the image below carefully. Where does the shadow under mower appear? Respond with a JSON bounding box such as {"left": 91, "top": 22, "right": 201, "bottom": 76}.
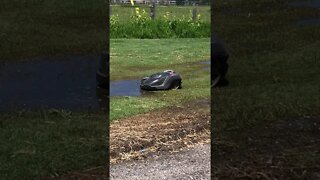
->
{"left": 140, "top": 70, "right": 182, "bottom": 91}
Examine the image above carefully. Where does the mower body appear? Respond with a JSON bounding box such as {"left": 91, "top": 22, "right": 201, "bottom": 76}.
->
{"left": 140, "top": 70, "right": 182, "bottom": 90}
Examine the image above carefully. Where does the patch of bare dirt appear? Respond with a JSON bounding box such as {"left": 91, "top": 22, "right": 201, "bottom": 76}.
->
{"left": 213, "top": 116, "right": 320, "bottom": 179}
{"left": 110, "top": 99, "right": 211, "bottom": 163}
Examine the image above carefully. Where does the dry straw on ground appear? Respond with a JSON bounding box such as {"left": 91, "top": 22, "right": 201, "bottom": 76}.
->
{"left": 110, "top": 99, "right": 211, "bottom": 163}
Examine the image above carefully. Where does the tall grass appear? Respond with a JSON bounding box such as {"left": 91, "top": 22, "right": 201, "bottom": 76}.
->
{"left": 110, "top": 6, "right": 210, "bottom": 38}
{"left": 111, "top": 19, "right": 210, "bottom": 38}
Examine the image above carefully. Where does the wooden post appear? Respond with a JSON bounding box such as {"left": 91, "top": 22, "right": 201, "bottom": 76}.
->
{"left": 192, "top": 2, "right": 198, "bottom": 22}
{"left": 150, "top": 2, "right": 156, "bottom": 20}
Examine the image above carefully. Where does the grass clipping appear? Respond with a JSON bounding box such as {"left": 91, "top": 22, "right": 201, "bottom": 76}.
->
{"left": 110, "top": 100, "right": 210, "bottom": 164}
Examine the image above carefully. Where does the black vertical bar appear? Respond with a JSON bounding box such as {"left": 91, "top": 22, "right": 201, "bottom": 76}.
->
{"left": 106, "top": 0, "right": 110, "bottom": 177}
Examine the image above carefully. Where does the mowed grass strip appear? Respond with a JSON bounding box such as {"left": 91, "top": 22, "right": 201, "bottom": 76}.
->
{"left": 110, "top": 38, "right": 210, "bottom": 120}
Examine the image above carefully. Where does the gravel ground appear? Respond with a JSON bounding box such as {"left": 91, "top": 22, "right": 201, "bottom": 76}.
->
{"left": 110, "top": 143, "right": 210, "bottom": 180}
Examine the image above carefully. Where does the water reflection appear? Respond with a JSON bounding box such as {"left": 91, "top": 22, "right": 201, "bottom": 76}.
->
{"left": 109, "top": 79, "right": 154, "bottom": 97}
{"left": 0, "top": 55, "right": 105, "bottom": 112}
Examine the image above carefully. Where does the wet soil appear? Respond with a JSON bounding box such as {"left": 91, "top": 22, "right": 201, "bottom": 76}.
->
{"left": 213, "top": 116, "right": 320, "bottom": 179}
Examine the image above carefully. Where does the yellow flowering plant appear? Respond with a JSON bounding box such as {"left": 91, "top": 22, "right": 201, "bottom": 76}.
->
{"left": 130, "top": 7, "right": 151, "bottom": 26}
{"left": 110, "top": 14, "right": 120, "bottom": 31}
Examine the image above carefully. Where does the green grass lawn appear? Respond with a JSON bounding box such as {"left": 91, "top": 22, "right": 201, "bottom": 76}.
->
{"left": 0, "top": 111, "right": 107, "bottom": 179}
{"left": 110, "top": 38, "right": 210, "bottom": 120}
{"left": 0, "top": 0, "right": 108, "bottom": 61}
{"left": 212, "top": 0, "right": 320, "bottom": 133}
{"left": 211, "top": 0, "right": 320, "bottom": 176}
{"left": 110, "top": 5, "right": 210, "bottom": 23}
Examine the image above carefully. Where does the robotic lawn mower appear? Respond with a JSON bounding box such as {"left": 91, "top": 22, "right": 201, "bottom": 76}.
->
{"left": 140, "top": 70, "right": 182, "bottom": 91}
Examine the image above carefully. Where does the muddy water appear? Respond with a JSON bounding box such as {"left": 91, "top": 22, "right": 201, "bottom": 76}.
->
{"left": 110, "top": 79, "right": 141, "bottom": 96}
{"left": 0, "top": 55, "right": 106, "bottom": 112}
{"left": 110, "top": 79, "right": 158, "bottom": 97}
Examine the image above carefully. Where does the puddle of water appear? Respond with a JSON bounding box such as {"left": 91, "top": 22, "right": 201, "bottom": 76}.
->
{"left": 110, "top": 79, "right": 154, "bottom": 97}
{"left": 296, "top": 18, "right": 320, "bottom": 26}
{"left": 290, "top": 0, "right": 320, "bottom": 27}
{"left": 200, "top": 60, "right": 211, "bottom": 71}
{"left": 290, "top": 0, "right": 320, "bottom": 8}
{"left": 109, "top": 60, "right": 211, "bottom": 97}
{"left": 110, "top": 79, "right": 141, "bottom": 96}
{"left": 200, "top": 60, "right": 211, "bottom": 65}
{"left": 0, "top": 55, "right": 106, "bottom": 112}
{"left": 185, "top": 60, "right": 211, "bottom": 78}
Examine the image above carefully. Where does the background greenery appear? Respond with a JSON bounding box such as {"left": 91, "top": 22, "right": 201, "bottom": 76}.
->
{"left": 110, "top": 5, "right": 210, "bottom": 38}
{"left": 110, "top": 5, "right": 210, "bottom": 22}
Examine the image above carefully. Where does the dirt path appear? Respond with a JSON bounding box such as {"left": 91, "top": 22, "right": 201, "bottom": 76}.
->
{"left": 110, "top": 143, "right": 210, "bottom": 179}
